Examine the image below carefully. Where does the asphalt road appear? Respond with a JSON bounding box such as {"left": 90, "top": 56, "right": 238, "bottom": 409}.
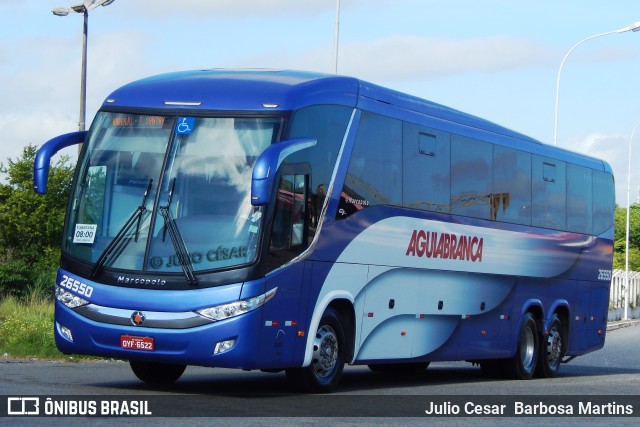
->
{"left": 2, "top": 324, "right": 640, "bottom": 426}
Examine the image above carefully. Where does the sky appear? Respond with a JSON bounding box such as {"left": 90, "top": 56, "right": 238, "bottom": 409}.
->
{"left": 3, "top": 0, "right": 640, "bottom": 206}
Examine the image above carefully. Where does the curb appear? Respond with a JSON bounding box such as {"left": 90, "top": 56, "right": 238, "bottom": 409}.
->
{"left": 606, "top": 319, "right": 640, "bottom": 331}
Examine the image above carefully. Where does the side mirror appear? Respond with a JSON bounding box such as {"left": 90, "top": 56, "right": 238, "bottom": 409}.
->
{"left": 251, "top": 138, "right": 316, "bottom": 206}
{"left": 34, "top": 131, "right": 87, "bottom": 194}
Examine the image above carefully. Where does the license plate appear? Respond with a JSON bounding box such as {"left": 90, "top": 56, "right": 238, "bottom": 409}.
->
{"left": 120, "top": 335, "right": 154, "bottom": 351}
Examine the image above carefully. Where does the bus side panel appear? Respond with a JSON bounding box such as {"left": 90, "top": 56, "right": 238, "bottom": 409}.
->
{"left": 358, "top": 265, "right": 420, "bottom": 360}
{"left": 449, "top": 286, "right": 515, "bottom": 361}
{"left": 557, "top": 279, "right": 608, "bottom": 356}
{"left": 301, "top": 260, "right": 369, "bottom": 367}
{"left": 260, "top": 261, "right": 307, "bottom": 368}
{"left": 291, "top": 260, "right": 317, "bottom": 365}
{"left": 352, "top": 268, "right": 516, "bottom": 362}
{"left": 586, "top": 282, "right": 609, "bottom": 351}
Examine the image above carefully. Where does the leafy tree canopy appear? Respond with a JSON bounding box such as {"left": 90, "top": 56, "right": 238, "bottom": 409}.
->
{"left": 0, "top": 144, "right": 74, "bottom": 297}
{"left": 613, "top": 205, "right": 640, "bottom": 271}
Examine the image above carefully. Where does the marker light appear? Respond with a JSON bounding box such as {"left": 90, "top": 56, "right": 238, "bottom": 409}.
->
{"left": 196, "top": 288, "right": 277, "bottom": 322}
{"left": 55, "top": 287, "right": 89, "bottom": 309}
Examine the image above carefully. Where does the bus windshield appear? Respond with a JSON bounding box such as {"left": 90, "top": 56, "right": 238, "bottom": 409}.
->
{"left": 65, "top": 112, "right": 282, "bottom": 276}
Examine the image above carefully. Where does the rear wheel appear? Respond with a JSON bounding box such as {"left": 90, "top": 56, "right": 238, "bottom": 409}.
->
{"left": 129, "top": 360, "right": 186, "bottom": 384}
{"left": 503, "top": 312, "right": 539, "bottom": 379}
{"left": 286, "top": 308, "right": 345, "bottom": 393}
{"left": 535, "top": 316, "right": 564, "bottom": 378}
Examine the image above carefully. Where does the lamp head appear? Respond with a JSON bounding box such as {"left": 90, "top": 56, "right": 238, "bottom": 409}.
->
{"left": 617, "top": 20, "right": 640, "bottom": 33}
{"left": 52, "top": 7, "right": 70, "bottom": 16}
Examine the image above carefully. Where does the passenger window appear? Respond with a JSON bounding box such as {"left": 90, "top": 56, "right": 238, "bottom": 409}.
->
{"left": 567, "top": 164, "right": 593, "bottom": 234}
{"left": 543, "top": 162, "right": 556, "bottom": 183}
{"left": 450, "top": 135, "right": 493, "bottom": 220}
{"left": 592, "top": 170, "right": 615, "bottom": 235}
{"left": 493, "top": 146, "right": 531, "bottom": 225}
{"left": 339, "top": 112, "right": 402, "bottom": 218}
{"left": 403, "top": 123, "right": 451, "bottom": 213}
{"left": 532, "top": 156, "right": 566, "bottom": 230}
{"left": 288, "top": 105, "right": 352, "bottom": 222}
{"left": 418, "top": 132, "right": 437, "bottom": 156}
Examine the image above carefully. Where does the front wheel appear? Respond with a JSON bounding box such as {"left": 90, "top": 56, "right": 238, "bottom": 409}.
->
{"left": 129, "top": 360, "right": 186, "bottom": 384}
{"left": 286, "top": 308, "right": 345, "bottom": 393}
{"left": 503, "top": 312, "right": 539, "bottom": 380}
{"left": 535, "top": 316, "right": 564, "bottom": 378}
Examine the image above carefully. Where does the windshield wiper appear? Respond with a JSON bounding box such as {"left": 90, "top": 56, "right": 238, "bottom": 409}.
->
{"left": 159, "top": 178, "right": 199, "bottom": 287}
{"left": 91, "top": 178, "right": 153, "bottom": 279}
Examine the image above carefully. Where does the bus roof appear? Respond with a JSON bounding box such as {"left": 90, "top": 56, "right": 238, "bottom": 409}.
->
{"left": 101, "top": 69, "right": 612, "bottom": 174}
{"left": 103, "top": 69, "right": 359, "bottom": 112}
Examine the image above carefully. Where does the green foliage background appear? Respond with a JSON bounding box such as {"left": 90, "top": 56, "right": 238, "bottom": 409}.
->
{"left": 0, "top": 144, "right": 74, "bottom": 299}
{"left": 613, "top": 204, "right": 640, "bottom": 270}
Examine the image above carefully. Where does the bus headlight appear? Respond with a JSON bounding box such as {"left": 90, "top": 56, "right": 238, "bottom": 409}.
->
{"left": 55, "top": 287, "right": 89, "bottom": 309}
{"left": 196, "top": 287, "right": 277, "bottom": 322}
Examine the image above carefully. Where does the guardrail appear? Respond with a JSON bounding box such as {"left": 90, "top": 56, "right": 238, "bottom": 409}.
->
{"left": 610, "top": 269, "right": 640, "bottom": 320}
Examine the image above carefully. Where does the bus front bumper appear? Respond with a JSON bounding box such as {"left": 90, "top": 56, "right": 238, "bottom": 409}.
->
{"left": 54, "top": 300, "right": 266, "bottom": 369}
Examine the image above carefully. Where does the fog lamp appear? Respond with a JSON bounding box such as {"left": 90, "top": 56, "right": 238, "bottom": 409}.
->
{"left": 214, "top": 338, "right": 236, "bottom": 355}
{"left": 56, "top": 322, "right": 74, "bottom": 342}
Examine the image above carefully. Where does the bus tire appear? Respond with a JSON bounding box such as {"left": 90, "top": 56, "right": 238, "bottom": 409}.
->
{"left": 535, "top": 315, "right": 563, "bottom": 378}
{"left": 286, "top": 308, "right": 345, "bottom": 393}
{"left": 129, "top": 360, "right": 186, "bottom": 384}
{"left": 503, "top": 312, "right": 539, "bottom": 380}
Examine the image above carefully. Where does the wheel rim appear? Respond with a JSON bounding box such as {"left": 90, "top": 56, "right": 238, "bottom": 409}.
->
{"left": 520, "top": 324, "right": 536, "bottom": 373}
{"left": 312, "top": 324, "right": 338, "bottom": 378}
{"left": 545, "top": 328, "right": 562, "bottom": 370}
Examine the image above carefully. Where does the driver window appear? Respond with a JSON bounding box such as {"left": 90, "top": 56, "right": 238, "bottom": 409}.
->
{"left": 268, "top": 173, "right": 310, "bottom": 270}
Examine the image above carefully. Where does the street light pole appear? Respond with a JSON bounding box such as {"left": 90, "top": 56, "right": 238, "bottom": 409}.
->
{"left": 553, "top": 21, "right": 640, "bottom": 146}
{"left": 624, "top": 124, "right": 640, "bottom": 320}
{"left": 52, "top": 1, "right": 115, "bottom": 140}
{"left": 333, "top": 0, "right": 340, "bottom": 74}
{"left": 79, "top": 8, "right": 88, "bottom": 132}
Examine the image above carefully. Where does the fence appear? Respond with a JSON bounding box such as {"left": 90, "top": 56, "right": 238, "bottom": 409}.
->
{"left": 609, "top": 269, "right": 640, "bottom": 320}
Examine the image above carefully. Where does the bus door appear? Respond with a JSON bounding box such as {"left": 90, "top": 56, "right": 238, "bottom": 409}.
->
{"left": 261, "top": 165, "right": 312, "bottom": 366}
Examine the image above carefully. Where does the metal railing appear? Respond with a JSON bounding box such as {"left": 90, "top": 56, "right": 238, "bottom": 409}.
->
{"left": 610, "top": 269, "right": 640, "bottom": 320}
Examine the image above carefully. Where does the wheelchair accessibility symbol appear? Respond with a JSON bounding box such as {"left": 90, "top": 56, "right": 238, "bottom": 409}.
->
{"left": 176, "top": 117, "right": 195, "bottom": 134}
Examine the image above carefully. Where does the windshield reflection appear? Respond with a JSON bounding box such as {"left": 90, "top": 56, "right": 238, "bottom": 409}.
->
{"left": 148, "top": 116, "right": 280, "bottom": 273}
{"left": 65, "top": 113, "right": 281, "bottom": 275}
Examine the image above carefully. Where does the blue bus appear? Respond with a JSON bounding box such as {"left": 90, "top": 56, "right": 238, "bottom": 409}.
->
{"left": 34, "top": 70, "right": 614, "bottom": 392}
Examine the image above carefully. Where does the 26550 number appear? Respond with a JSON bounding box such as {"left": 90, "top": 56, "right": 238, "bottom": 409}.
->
{"left": 59, "top": 274, "right": 94, "bottom": 298}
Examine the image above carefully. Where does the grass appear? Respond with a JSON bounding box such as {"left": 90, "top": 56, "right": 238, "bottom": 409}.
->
{"left": 0, "top": 283, "right": 110, "bottom": 361}
{"left": 0, "top": 273, "right": 92, "bottom": 360}
{"left": 0, "top": 295, "right": 62, "bottom": 359}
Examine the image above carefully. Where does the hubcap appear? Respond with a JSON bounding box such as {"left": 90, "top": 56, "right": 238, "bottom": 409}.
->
{"left": 311, "top": 324, "right": 338, "bottom": 378}
{"left": 545, "top": 328, "right": 562, "bottom": 369}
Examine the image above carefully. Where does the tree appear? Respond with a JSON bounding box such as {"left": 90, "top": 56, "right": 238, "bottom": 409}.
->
{"left": 0, "top": 144, "right": 75, "bottom": 298}
{"left": 613, "top": 204, "right": 640, "bottom": 271}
